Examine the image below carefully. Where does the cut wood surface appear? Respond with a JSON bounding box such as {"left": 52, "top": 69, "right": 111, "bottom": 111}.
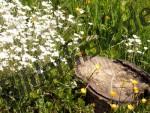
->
{"left": 75, "top": 56, "right": 150, "bottom": 103}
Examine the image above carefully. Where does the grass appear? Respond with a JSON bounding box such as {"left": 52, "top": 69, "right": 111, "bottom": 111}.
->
{"left": 0, "top": 0, "right": 150, "bottom": 113}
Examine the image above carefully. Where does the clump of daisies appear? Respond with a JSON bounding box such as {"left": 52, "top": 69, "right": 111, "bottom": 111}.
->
{"left": 126, "top": 35, "right": 142, "bottom": 54}
{"left": 0, "top": 0, "right": 81, "bottom": 72}
{"left": 125, "top": 34, "right": 149, "bottom": 55}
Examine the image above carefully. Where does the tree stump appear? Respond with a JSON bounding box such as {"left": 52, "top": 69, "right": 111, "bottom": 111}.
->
{"left": 75, "top": 56, "right": 150, "bottom": 113}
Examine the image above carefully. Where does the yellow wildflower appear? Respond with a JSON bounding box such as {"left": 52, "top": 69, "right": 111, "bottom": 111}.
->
{"left": 133, "top": 86, "right": 139, "bottom": 93}
{"left": 141, "top": 98, "right": 147, "bottom": 104}
{"left": 105, "top": 16, "right": 110, "bottom": 20}
{"left": 95, "top": 64, "right": 100, "bottom": 70}
{"left": 130, "top": 79, "right": 138, "bottom": 85}
{"left": 75, "top": 7, "right": 85, "bottom": 14}
{"left": 110, "top": 104, "right": 119, "bottom": 110}
{"left": 110, "top": 90, "right": 117, "bottom": 97}
{"left": 127, "top": 104, "right": 134, "bottom": 110}
{"left": 85, "top": 0, "right": 91, "bottom": 4}
{"left": 80, "top": 88, "right": 87, "bottom": 94}
{"left": 76, "top": 7, "right": 80, "bottom": 12}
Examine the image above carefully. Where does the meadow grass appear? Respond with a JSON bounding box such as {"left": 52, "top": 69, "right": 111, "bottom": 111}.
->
{"left": 0, "top": 0, "right": 149, "bottom": 113}
{"left": 54, "top": 0, "right": 150, "bottom": 71}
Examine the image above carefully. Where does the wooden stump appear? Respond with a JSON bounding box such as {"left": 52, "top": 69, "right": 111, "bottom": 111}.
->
{"left": 75, "top": 56, "right": 150, "bottom": 113}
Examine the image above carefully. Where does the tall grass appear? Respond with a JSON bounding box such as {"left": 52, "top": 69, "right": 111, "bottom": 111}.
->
{"left": 54, "top": 0, "right": 150, "bottom": 71}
